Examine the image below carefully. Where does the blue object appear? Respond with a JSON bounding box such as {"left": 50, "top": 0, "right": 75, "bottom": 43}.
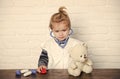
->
{"left": 16, "top": 70, "right": 21, "bottom": 76}
{"left": 54, "top": 37, "right": 69, "bottom": 48}
{"left": 31, "top": 69, "right": 37, "bottom": 75}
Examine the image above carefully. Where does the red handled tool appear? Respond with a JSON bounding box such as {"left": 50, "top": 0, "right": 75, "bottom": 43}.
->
{"left": 40, "top": 68, "right": 47, "bottom": 74}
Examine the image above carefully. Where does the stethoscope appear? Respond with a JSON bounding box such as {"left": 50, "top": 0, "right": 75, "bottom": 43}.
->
{"left": 50, "top": 29, "right": 73, "bottom": 48}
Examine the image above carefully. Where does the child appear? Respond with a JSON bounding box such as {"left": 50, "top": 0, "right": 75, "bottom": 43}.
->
{"left": 37, "top": 6, "right": 85, "bottom": 73}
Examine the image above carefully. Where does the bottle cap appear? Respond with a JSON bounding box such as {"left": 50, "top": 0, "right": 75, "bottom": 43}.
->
{"left": 16, "top": 70, "right": 21, "bottom": 76}
{"left": 31, "top": 69, "right": 37, "bottom": 74}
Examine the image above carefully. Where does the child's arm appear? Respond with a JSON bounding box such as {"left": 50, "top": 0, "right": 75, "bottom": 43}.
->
{"left": 37, "top": 49, "right": 48, "bottom": 73}
{"left": 37, "top": 65, "right": 47, "bottom": 73}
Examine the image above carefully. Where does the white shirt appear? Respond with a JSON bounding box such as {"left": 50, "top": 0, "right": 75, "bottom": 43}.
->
{"left": 41, "top": 37, "right": 84, "bottom": 69}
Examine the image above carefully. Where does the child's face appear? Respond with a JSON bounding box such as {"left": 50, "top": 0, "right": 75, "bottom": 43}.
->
{"left": 52, "top": 23, "right": 70, "bottom": 41}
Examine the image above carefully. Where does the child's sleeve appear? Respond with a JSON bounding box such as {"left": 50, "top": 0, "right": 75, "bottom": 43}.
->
{"left": 38, "top": 49, "right": 48, "bottom": 67}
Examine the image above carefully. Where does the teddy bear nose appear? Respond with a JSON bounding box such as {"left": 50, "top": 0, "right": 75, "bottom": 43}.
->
{"left": 84, "top": 55, "right": 87, "bottom": 58}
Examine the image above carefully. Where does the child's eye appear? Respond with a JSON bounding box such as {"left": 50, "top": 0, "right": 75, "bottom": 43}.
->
{"left": 55, "top": 30, "right": 59, "bottom": 32}
{"left": 62, "top": 30, "right": 66, "bottom": 32}
{"left": 80, "top": 55, "right": 82, "bottom": 57}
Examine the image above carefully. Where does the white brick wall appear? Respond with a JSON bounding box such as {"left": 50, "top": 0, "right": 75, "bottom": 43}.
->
{"left": 0, "top": 0, "right": 120, "bottom": 69}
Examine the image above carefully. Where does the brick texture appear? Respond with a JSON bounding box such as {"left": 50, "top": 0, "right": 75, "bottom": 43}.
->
{"left": 0, "top": 0, "right": 120, "bottom": 69}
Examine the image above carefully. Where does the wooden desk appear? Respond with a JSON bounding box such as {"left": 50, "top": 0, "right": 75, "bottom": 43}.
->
{"left": 0, "top": 69, "right": 120, "bottom": 79}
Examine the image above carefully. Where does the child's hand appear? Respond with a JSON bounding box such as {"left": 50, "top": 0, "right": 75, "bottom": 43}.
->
{"left": 37, "top": 65, "right": 47, "bottom": 73}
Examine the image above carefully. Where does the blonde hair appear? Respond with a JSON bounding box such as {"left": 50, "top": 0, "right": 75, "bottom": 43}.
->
{"left": 49, "top": 6, "right": 71, "bottom": 29}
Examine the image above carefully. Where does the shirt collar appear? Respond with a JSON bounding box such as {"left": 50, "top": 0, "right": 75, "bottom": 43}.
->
{"left": 54, "top": 37, "right": 69, "bottom": 48}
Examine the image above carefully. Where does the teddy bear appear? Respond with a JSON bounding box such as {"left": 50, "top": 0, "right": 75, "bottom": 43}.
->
{"left": 68, "top": 43, "right": 93, "bottom": 76}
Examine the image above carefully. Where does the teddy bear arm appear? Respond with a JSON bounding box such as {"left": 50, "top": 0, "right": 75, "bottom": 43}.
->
{"left": 86, "top": 59, "right": 93, "bottom": 66}
{"left": 70, "top": 62, "right": 77, "bottom": 69}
